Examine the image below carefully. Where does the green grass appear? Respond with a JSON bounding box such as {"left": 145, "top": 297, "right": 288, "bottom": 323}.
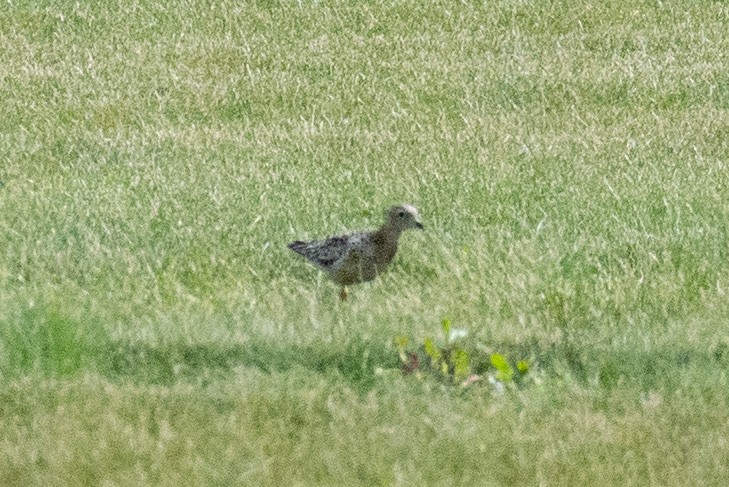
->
{"left": 2, "top": 0, "right": 729, "bottom": 484}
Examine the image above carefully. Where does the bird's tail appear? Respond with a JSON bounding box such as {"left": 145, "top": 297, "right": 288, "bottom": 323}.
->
{"left": 287, "top": 240, "right": 310, "bottom": 257}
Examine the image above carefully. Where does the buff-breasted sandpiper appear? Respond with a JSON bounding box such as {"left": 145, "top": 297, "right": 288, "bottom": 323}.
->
{"left": 288, "top": 204, "right": 424, "bottom": 300}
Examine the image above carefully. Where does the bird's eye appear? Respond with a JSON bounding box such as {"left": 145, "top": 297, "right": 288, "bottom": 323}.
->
{"left": 398, "top": 211, "right": 406, "bottom": 217}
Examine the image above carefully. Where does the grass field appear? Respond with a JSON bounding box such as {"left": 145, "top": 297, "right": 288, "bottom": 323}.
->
{"left": 2, "top": 0, "right": 729, "bottom": 484}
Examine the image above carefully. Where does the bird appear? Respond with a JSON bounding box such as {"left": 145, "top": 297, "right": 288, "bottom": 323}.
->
{"left": 288, "top": 204, "right": 424, "bottom": 300}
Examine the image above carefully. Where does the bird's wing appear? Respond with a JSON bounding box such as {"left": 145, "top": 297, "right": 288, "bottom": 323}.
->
{"left": 330, "top": 232, "right": 374, "bottom": 271}
{"left": 288, "top": 234, "right": 355, "bottom": 270}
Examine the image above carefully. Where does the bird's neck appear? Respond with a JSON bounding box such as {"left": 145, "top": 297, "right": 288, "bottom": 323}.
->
{"left": 375, "top": 224, "right": 402, "bottom": 243}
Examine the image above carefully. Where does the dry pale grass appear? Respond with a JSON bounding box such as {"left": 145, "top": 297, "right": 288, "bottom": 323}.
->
{"left": 2, "top": 0, "right": 729, "bottom": 484}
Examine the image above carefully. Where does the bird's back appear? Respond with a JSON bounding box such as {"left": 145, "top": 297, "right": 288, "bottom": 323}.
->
{"left": 288, "top": 234, "right": 357, "bottom": 271}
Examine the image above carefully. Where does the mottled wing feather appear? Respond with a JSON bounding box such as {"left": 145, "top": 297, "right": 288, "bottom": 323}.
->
{"left": 334, "top": 233, "right": 372, "bottom": 265}
{"left": 288, "top": 235, "right": 354, "bottom": 270}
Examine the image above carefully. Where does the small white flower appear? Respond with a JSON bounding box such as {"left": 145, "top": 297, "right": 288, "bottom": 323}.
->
{"left": 448, "top": 328, "right": 469, "bottom": 343}
{"left": 488, "top": 375, "right": 505, "bottom": 395}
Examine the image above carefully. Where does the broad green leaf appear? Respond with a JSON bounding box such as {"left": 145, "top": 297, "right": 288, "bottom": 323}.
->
{"left": 441, "top": 318, "right": 451, "bottom": 338}
{"left": 517, "top": 360, "right": 529, "bottom": 373}
{"left": 453, "top": 349, "right": 470, "bottom": 378}
{"left": 424, "top": 338, "right": 441, "bottom": 362}
{"left": 490, "top": 353, "right": 509, "bottom": 372}
{"left": 491, "top": 353, "right": 514, "bottom": 382}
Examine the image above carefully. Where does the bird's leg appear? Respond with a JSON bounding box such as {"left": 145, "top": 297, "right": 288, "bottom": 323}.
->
{"left": 339, "top": 286, "right": 349, "bottom": 301}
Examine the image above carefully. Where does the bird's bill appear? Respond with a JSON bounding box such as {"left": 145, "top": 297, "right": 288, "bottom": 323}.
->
{"left": 415, "top": 222, "right": 424, "bottom": 229}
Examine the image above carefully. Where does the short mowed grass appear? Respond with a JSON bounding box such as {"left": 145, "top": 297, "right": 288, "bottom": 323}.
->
{"left": 2, "top": 0, "right": 729, "bottom": 484}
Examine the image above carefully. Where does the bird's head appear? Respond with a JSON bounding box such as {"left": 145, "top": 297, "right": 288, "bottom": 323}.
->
{"left": 386, "top": 204, "right": 424, "bottom": 231}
